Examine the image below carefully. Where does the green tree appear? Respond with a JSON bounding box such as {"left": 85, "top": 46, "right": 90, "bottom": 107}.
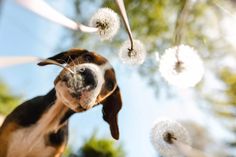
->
{"left": 66, "top": 134, "right": 125, "bottom": 157}
{"left": 205, "top": 67, "right": 236, "bottom": 149}
{"left": 0, "top": 79, "right": 20, "bottom": 116}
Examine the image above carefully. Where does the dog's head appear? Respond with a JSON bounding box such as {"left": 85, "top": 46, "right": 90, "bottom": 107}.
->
{"left": 38, "top": 49, "right": 122, "bottom": 140}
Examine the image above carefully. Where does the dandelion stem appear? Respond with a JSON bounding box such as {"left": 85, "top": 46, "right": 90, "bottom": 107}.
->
{"left": 0, "top": 56, "right": 74, "bottom": 75}
{"left": 115, "top": 0, "right": 134, "bottom": 50}
{"left": 0, "top": 56, "right": 41, "bottom": 68}
{"left": 173, "top": 0, "right": 190, "bottom": 63}
{"left": 214, "top": 1, "right": 236, "bottom": 21}
{"left": 175, "top": 46, "right": 181, "bottom": 62}
{"left": 173, "top": 140, "right": 212, "bottom": 157}
{"left": 16, "top": 0, "right": 98, "bottom": 33}
{"left": 173, "top": 0, "right": 190, "bottom": 46}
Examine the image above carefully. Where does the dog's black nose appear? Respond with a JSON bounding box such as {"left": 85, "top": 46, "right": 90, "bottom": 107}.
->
{"left": 79, "top": 68, "right": 97, "bottom": 89}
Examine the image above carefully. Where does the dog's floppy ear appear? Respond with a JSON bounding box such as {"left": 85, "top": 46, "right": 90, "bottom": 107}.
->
{"left": 38, "top": 49, "right": 89, "bottom": 66}
{"left": 102, "top": 86, "right": 122, "bottom": 140}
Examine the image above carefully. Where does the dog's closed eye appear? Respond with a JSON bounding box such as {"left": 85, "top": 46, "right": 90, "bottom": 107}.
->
{"left": 83, "top": 54, "right": 94, "bottom": 62}
{"left": 106, "top": 80, "right": 115, "bottom": 91}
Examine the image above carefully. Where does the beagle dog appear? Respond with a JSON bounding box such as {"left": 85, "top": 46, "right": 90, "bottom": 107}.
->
{"left": 0, "top": 49, "right": 122, "bottom": 157}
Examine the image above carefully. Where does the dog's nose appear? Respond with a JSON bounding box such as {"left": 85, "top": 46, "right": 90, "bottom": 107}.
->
{"left": 79, "top": 68, "right": 97, "bottom": 89}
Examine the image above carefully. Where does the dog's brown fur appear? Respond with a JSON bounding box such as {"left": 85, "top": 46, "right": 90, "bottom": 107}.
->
{"left": 0, "top": 49, "right": 122, "bottom": 157}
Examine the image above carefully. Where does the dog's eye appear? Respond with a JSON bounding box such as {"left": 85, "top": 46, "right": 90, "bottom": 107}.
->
{"left": 83, "top": 54, "right": 93, "bottom": 62}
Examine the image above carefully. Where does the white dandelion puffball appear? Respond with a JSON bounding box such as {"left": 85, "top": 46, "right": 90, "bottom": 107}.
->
{"left": 119, "top": 39, "right": 146, "bottom": 65}
{"left": 159, "top": 45, "right": 204, "bottom": 88}
{"left": 90, "top": 8, "right": 120, "bottom": 40}
{"left": 151, "top": 119, "right": 191, "bottom": 157}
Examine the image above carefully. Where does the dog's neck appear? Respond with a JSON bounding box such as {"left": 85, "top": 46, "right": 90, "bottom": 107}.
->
{"left": 44, "top": 89, "right": 75, "bottom": 128}
{"left": 1, "top": 89, "right": 76, "bottom": 157}
{"left": 24, "top": 89, "right": 75, "bottom": 144}
{"left": 39, "top": 99, "right": 68, "bottom": 131}
{"left": 26, "top": 89, "right": 75, "bottom": 153}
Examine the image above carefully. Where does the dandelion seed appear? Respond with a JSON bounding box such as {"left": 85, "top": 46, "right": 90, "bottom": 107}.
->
{"left": 119, "top": 39, "right": 146, "bottom": 65}
{"left": 90, "top": 8, "right": 120, "bottom": 40}
{"left": 159, "top": 45, "right": 204, "bottom": 88}
{"left": 151, "top": 119, "right": 191, "bottom": 157}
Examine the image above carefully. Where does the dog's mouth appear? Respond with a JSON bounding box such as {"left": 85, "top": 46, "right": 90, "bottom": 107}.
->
{"left": 60, "top": 63, "right": 104, "bottom": 110}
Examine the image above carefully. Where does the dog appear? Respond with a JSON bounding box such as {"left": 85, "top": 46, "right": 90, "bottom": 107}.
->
{"left": 0, "top": 49, "right": 122, "bottom": 157}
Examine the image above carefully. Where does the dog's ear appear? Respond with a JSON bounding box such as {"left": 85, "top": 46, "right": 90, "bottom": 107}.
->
{"left": 101, "top": 86, "right": 122, "bottom": 140}
{"left": 38, "top": 49, "right": 89, "bottom": 66}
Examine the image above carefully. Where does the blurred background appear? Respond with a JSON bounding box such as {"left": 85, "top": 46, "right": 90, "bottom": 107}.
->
{"left": 0, "top": 0, "right": 236, "bottom": 156}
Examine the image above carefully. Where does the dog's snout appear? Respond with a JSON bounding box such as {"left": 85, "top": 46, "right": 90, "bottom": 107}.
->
{"left": 79, "top": 68, "right": 97, "bottom": 89}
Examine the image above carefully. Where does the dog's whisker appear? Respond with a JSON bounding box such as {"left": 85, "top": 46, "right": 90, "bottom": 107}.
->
{"left": 67, "top": 67, "right": 75, "bottom": 75}
{"left": 67, "top": 56, "right": 73, "bottom": 64}
{"left": 56, "top": 58, "right": 67, "bottom": 64}
{"left": 44, "top": 59, "right": 75, "bottom": 74}
{"left": 76, "top": 58, "right": 82, "bottom": 65}
{"left": 65, "top": 56, "right": 71, "bottom": 66}
{"left": 69, "top": 56, "right": 77, "bottom": 67}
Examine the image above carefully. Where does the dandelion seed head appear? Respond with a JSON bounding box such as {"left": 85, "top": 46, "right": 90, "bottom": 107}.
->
{"left": 159, "top": 45, "right": 204, "bottom": 88}
{"left": 90, "top": 8, "right": 120, "bottom": 40}
{"left": 119, "top": 40, "right": 146, "bottom": 65}
{"left": 151, "top": 119, "right": 191, "bottom": 157}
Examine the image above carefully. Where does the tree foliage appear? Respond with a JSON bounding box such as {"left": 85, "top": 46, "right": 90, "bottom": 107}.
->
{"left": 69, "top": 0, "right": 236, "bottom": 152}
{"left": 0, "top": 80, "right": 20, "bottom": 115}
{"left": 65, "top": 134, "right": 125, "bottom": 157}
{"left": 70, "top": 0, "right": 233, "bottom": 94}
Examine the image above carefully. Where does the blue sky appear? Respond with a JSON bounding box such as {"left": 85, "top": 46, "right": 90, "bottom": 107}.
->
{"left": 0, "top": 0, "right": 231, "bottom": 157}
